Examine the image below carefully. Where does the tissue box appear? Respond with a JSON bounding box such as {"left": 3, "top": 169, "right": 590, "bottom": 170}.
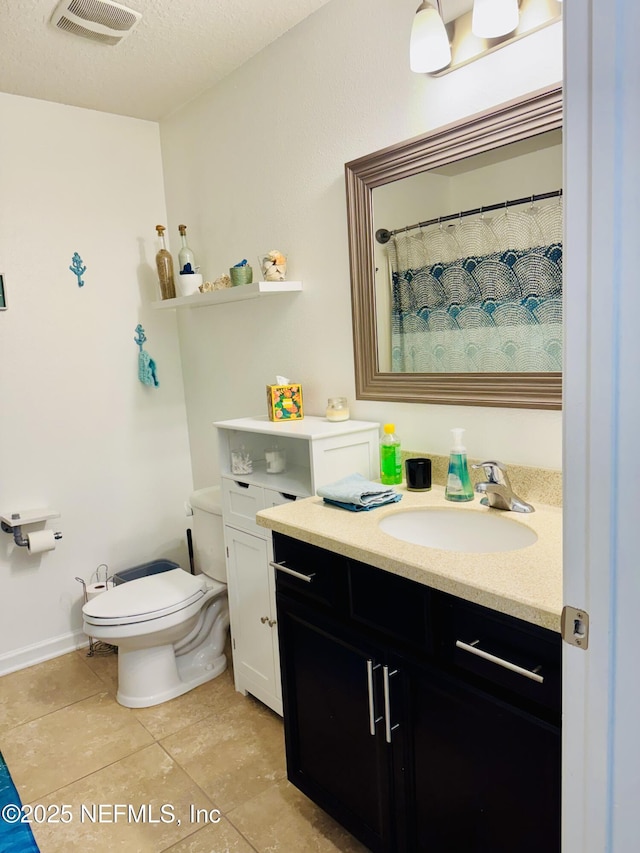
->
{"left": 266, "top": 384, "right": 304, "bottom": 421}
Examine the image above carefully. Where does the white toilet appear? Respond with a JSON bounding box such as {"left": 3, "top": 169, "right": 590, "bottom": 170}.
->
{"left": 82, "top": 487, "right": 229, "bottom": 708}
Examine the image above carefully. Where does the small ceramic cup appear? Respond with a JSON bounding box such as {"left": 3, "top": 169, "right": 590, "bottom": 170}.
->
{"left": 229, "top": 265, "right": 253, "bottom": 286}
{"left": 405, "top": 457, "right": 432, "bottom": 491}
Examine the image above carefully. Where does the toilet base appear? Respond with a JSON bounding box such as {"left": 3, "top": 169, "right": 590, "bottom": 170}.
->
{"left": 116, "top": 643, "right": 227, "bottom": 708}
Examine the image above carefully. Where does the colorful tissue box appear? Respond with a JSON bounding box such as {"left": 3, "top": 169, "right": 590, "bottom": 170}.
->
{"left": 266, "top": 384, "right": 304, "bottom": 421}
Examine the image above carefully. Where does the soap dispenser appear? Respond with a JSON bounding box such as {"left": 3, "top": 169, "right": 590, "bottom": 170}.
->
{"left": 444, "top": 428, "right": 474, "bottom": 502}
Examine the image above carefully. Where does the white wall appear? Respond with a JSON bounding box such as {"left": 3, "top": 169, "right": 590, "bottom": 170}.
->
{"left": 0, "top": 94, "right": 194, "bottom": 672}
{"left": 160, "top": 0, "right": 564, "bottom": 488}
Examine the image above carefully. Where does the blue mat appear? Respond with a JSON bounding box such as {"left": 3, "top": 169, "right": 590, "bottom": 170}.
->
{"left": 0, "top": 751, "right": 39, "bottom": 852}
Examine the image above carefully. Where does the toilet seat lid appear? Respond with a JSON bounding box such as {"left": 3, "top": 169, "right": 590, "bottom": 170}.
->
{"left": 83, "top": 568, "right": 207, "bottom": 625}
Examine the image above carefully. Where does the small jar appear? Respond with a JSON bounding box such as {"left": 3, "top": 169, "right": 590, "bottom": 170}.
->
{"left": 231, "top": 448, "right": 253, "bottom": 475}
{"left": 265, "top": 447, "right": 286, "bottom": 474}
{"left": 326, "top": 397, "right": 350, "bottom": 422}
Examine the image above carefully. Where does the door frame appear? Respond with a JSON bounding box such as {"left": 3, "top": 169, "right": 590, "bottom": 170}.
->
{"left": 563, "top": 2, "right": 640, "bottom": 849}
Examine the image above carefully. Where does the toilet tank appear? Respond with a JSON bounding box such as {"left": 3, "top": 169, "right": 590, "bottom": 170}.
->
{"left": 189, "top": 486, "right": 227, "bottom": 583}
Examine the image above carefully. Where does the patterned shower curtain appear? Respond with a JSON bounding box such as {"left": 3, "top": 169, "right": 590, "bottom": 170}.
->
{"left": 387, "top": 201, "right": 563, "bottom": 373}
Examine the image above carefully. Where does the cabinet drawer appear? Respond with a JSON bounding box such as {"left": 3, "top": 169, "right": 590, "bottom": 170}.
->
{"left": 273, "top": 533, "right": 348, "bottom": 610}
{"left": 221, "top": 477, "right": 265, "bottom": 534}
{"left": 348, "top": 559, "right": 431, "bottom": 652}
{"left": 264, "top": 488, "right": 299, "bottom": 509}
{"left": 439, "top": 595, "right": 561, "bottom": 715}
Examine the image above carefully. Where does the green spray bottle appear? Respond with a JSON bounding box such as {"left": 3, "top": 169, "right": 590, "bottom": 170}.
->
{"left": 444, "top": 428, "right": 474, "bottom": 502}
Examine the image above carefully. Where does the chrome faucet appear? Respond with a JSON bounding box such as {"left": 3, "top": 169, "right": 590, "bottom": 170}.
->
{"left": 471, "top": 461, "right": 535, "bottom": 513}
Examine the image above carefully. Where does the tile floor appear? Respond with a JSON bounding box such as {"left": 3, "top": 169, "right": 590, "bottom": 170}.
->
{"left": 0, "top": 647, "right": 368, "bottom": 852}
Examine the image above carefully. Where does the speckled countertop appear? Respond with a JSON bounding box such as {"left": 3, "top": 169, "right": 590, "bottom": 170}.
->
{"left": 256, "top": 486, "right": 562, "bottom": 633}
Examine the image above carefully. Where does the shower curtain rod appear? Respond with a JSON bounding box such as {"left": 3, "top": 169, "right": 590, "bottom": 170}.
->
{"left": 375, "top": 188, "right": 563, "bottom": 245}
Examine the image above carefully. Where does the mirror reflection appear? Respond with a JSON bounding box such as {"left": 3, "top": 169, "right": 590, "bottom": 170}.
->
{"left": 345, "top": 86, "right": 563, "bottom": 409}
{"left": 373, "top": 130, "right": 562, "bottom": 374}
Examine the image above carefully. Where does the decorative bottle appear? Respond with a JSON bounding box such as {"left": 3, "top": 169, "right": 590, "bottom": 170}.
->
{"left": 178, "top": 224, "right": 196, "bottom": 274}
{"left": 444, "top": 428, "right": 474, "bottom": 502}
{"left": 380, "top": 423, "right": 402, "bottom": 485}
{"left": 155, "top": 225, "right": 176, "bottom": 300}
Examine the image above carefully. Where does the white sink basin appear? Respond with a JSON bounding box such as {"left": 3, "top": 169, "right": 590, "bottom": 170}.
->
{"left": 378, "top": 507, "right": 538, "bottom": 553}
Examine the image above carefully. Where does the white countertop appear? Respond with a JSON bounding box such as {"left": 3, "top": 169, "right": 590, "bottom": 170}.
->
{"left": 214, "top": 414, "right": 379, "bottom": 439}
{"left": 256, "top": 485, "right": 563, "bottom": 632}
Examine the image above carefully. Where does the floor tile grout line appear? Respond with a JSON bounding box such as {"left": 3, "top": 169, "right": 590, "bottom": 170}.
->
{"left": 154, "top": 740, "right": 261, "bottom": 853}
{"left": 0, "top": 686, "right": 114, "bottom": 741}
{"left": 0, "top": 651, "right": 111, "bottom": 736}
{"left": 155, "top": 722, "right": 282, "bottom": 853}
{"left": 77, "top": 657, "right": 246, "bottom": 743}
{"left": 2, "top": 653, "right": 302, "bottom": 852}
{"left": 224, "top": 775, "right": 293, "bottom": 825}
{"left": 133, "top": 698, "right": 237, "bottom": 743}
{"left": 74, "top": 648, "right": 120, "bottom": 692}
{"left": 155, "top": 740, "right": 224, "bottom": 811}
{"left": 20, "top": 739, "right": 162, "bottom": 806}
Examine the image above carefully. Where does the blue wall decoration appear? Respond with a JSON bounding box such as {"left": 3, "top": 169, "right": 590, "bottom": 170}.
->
{"left": 134, "top": 324, "right": 159, "bottom": 388}
{"left": 69, "top": 252, "right": 86, "bottom": 287}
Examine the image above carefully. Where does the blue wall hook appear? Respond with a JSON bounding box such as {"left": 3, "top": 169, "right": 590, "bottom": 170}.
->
{"left": 70, "top": 252, "right": 86, "bottom": 287}
{"left": 134, "top": 324, "right": 147, "bottom": 349}
{"left": 134, "top": 324, "right": 159, "bottom": 387}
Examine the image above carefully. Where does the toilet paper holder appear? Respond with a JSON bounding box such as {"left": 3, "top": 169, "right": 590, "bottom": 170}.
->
{"left": 0, "top": 509, "right": 63, "bottom": 549}
{"left": 76, "top": 566, "right": 117, "bottom": 657}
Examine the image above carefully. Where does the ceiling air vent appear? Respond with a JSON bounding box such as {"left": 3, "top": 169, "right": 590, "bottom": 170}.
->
{"left": 50, "top": 0, "right": 142, "bottom": 46}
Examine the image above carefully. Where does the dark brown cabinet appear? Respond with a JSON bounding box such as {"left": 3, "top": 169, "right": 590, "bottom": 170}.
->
{"left": 274, "top": 532, "right": 561, "bottom": 853}
{"left": 402, "top": 657, "right": 560, "bottom": 852}
{"left": 278, "top": 599, "right": 393, "bottom": 852}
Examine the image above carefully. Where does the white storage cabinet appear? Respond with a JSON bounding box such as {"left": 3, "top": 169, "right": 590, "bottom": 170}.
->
{"left": 215, "top": 415, "right": 380, "bottom": 715}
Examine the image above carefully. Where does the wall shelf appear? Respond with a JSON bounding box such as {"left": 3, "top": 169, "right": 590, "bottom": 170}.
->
{"left": 151, "top": 280, "right": 302, "bottom": 310}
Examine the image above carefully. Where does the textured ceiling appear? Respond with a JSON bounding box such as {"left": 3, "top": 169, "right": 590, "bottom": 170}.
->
{"left": 0, "top": 0, "right": 335, "bottom": 121}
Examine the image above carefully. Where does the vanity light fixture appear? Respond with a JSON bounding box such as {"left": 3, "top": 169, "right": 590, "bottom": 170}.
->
{"left": 472, "top": 0, "right": 520, "bottom": 39}
{"left": 409, "top": 1, "right": 451, "bottom": 74}
{"left": 409, "top": 0, "right": 560, "bottom": 78}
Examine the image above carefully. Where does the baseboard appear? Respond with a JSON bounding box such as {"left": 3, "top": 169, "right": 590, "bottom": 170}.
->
{"left": 0, "top": 630, "right": 89, "bottom": 677}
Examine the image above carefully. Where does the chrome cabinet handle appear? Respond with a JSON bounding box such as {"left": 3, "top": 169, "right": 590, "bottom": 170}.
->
{"left": 455, "top": 639, "right": 544, "bottom": 683}
{"left": 260, "top": 615, "right": 269, "bottom": 624}
{"left": 269, "top": 560, "right": 315, "bottom": 583}
{"left": 383, "top": 665, "right": 400, "bottom": 743}
{"left": 366, "top": 660, "right": 382, "bottom": 736}
{"left": 268, "top": 618, "right": 276, "bottom": 627}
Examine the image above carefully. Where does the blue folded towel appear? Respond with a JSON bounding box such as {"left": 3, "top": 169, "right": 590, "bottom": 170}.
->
{"left": 317, "top": 473, "right": 402, "bottom": 511}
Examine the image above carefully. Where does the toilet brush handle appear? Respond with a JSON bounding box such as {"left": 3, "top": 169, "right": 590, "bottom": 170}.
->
{"left": 187, "top": 528, "right": 195, "bottom": 574}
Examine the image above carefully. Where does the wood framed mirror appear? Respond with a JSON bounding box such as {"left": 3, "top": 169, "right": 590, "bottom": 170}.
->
{"left": 345, "top": 86, "right": 562, "bottom": 410}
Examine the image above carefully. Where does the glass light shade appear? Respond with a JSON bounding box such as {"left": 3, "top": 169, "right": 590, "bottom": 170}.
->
{"left": 410, "top": 2, "right": 451, "bottom": 73}
{"left": 472, "top": 0, "right": 519, "bottom": 39}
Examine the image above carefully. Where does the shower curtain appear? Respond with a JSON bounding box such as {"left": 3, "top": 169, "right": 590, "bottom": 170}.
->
{"left": 387, "top": 201, "right": 563, "bottom": 373}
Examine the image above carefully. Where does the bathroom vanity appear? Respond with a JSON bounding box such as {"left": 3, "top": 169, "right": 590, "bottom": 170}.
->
{"left": 257, "top": 489, "right": 562, "bottom": 853}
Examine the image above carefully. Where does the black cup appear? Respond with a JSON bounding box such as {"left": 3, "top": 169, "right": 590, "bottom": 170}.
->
{"left": 405, "top": 457, "right": 432, "bottom": 491}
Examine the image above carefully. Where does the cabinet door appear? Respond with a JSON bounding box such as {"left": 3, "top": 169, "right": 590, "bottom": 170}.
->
{"left": 309, "top": 429, "right": 379, "bottom": 492}
{"left": 225, "top": 526, "right": 280, "bottom": 713}
{"left": 278, "top": 596, "right": 393, "bottom": 853}
{"left": 405, "top": 660, "right": 560, "bottom": 853}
